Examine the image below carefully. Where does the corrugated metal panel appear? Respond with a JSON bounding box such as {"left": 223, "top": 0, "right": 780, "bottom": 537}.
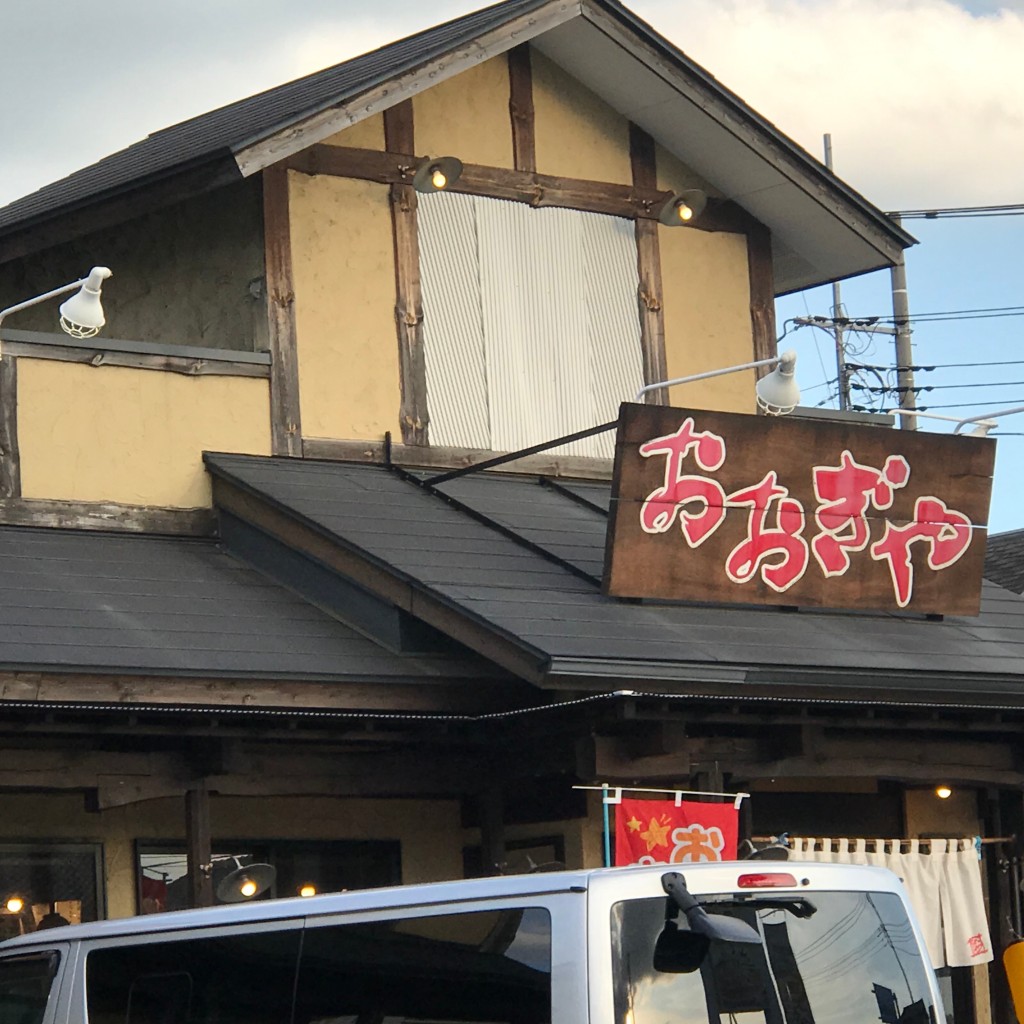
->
{"left": 581, "top": 210, "right": 644, "bottom": 458}
{"left": 419, "top": 191, "right": 490, "bottom": 449}
{"left": 420, "top": 195, "right": 641, "bottom": 457}
{"left": 478, "top": 198, "right": 592, "bottom": 454}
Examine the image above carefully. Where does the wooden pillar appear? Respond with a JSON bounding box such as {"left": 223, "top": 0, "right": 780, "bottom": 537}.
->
{"left": 746, "top": 219, "right": 777, "bottom": 369}
{"left": 0, "top": 355, "right": 20, "bottom": 498}
{"left": 478, "top": 787, "right": 506, "bottom": 876}
{"left": 629, "top": 124, "right": 668, "bottom": 399}
{"left": 186, "top": 781, "right": 214, "bottom": 908}
{"left": 262, "top": 165, "right": 303, "bottom": 456}
{"left": 508, "top": 46, "right": 536, "bottom": 174}
{"left": 385, "top": 101, "right": 429, "bottom": 447}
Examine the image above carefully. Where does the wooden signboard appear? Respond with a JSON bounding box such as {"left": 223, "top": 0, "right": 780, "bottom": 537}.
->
{"left": 603, "top": 404, "right": 996, "bottom": 616}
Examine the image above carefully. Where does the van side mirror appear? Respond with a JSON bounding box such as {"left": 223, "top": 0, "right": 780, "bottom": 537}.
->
{"left": 653, "top": 920, "right": 709, "bottom": 973}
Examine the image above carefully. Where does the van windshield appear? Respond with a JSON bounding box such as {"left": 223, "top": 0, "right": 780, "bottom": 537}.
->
{"left": 0, "top": 953, "right": 60, "bottom": 1024}
{"left": 612, "top": 891, "right": 937, "bottom": 1024}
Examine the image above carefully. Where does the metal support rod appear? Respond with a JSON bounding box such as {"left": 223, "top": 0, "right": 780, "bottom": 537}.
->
{"left": 890, "top": 213, "right": 917, "bottom": 431}
{"left": 635, "top": 355, "right": 780, "bottom": 404}
{"left": 0, "top": 278, "right": 84, "bottom": 330}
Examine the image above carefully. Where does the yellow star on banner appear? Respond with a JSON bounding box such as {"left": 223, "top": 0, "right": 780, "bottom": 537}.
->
{"left": 640, "top": 816, "right": 671, "bottom": 851}
{"left": 627, "top": 816, "right": 642, "bottom": 832}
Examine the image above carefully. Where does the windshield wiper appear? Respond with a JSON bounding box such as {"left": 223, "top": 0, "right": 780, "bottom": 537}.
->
{"left": 701, "top": 896, "right": 817, "bottom": 919}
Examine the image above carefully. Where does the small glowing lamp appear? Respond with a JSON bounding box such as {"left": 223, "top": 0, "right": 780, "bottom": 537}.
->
{"left": 412, "top": 156, "right": 463, "bottom": 194}
{"left": 239, "top": 879, "right": 259, "bottom": 898}
{"left": 5, "top": 897, "right": 24, "bottom": 914}
{"left": 298, "top": 884, "right": 317, "bottom": 898}
{"left": 936, "top": 786, "right": 953, "bottom": 800}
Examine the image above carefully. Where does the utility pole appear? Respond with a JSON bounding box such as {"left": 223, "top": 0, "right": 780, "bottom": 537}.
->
{"left": 823, "top": 134, "right": 850, "bottom": 411}
{"left": 889, "top": 214, "right": 917, "bottom": 430}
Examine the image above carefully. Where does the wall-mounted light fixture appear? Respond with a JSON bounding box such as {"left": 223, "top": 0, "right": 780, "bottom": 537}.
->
{"left": 413, "top": 156, "right": 463, "bottom": 194}
{"left": 935, "top": 785, "right": 953, "bottom": 800}
{"left": 658, "top": 189, "right": 708, "bottom": 226}
{"left": 215, "top": 859, "right": 276, "bottom": 903}
{"left": 0, "top": 267, "right": 113, "bottom": 339}
{"left": 636, "top": 350, "right": 800, "bottom": 416}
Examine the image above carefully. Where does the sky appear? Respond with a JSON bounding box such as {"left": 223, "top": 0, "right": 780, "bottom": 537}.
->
{"left": 2, "top": 0, "right": 1023, "bottom": 527}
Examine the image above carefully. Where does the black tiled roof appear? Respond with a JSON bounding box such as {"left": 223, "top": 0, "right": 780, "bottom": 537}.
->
{"left": 0, "top": 525, "right": 489, "bottom": 681}
{"left": 0, "top": 0, "right": 547, "bottom": 238}
{"left": 984, "top": 528, "right": 1024, "bottom": 595}
{"left": 205, "top": 453, "right": 1024, "bottom": 705}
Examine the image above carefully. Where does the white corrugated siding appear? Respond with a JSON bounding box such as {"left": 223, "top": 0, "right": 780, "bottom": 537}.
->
{"left": 419, "top": 191, "right": 490, "bottom": 449}
{"left": 418, "top": 194, "right": 643, "bottom": 458}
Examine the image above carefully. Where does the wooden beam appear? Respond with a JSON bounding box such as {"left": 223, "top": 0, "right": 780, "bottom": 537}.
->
{"left": 384, "top": 102, "right": 429, "bottom": 446}
{"left": 0, "top": 669, "right": 523, "bottom": 714}
{"left": 0, "top": 498, "right": 213, "bottom": 534}
{"left": 285, "top": 146, "right": 679, "bottom": 222}
{"left": 477, "top": 786, "right": 507, "bottom": 875}
{"left": 301, "top": 436, "right": 613, "bottom": 480}
{"left": 508, "top": 46, "right": 536, "bottom": 174}
{"left": 0, "top": 355, "right": 20, "bottom": 498}
{"left": 629, "top": 125, "right": 668, "bottom": 398}
{"left": 186, "top": 781, "right": 214, "bottom": 908}
{"left": 1, "top": 340, "right": 269, "bottom": 379}
{"left": 747, "top": 218, "right": 778, "bottom": 367}
{"left": 262, "top": 165, "right": 303, "bottom": 457}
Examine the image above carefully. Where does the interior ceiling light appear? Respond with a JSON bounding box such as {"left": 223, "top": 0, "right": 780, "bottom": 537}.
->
{"left": 936, "top": 786, "right": 953, "bottom": 800}
{"left": 413, "top": 156, "right": 463, "bottom": 194}
{"left": 658, "top": 189, "right": 708, "bottom": 226}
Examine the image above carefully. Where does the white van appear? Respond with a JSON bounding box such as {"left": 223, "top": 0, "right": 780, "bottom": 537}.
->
{"left": 0, "top": 862, "right": 941, "bottom": 1024}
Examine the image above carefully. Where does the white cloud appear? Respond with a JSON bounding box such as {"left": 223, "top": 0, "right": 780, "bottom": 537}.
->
{"left": 633, "top": 0, "right": 1024, "bottom": 208}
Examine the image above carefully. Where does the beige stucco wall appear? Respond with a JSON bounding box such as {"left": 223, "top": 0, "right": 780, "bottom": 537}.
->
{"left": 16, "top": 360, "right": 271, "bottom": 507}
{"left": 0, "top": 180, "right": 264, "bottom": 352}
{"left": 532, "top": 50, "right": 632, "bottom": 185}
{"left": 413, "top": 57, "right": 514, "bottom": 169}
{"left": 0, "top": 793, "right": 462, "bottom": 920}
{"left": 289, "top": 172, "right": 402, "bottom": 442}
{"left": 323, "top": 113, "right": 386, "bottom": 150}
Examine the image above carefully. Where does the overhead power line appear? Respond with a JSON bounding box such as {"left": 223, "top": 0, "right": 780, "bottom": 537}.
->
{"left": 889, "top": 203, "right": 1024, "bottom": 220}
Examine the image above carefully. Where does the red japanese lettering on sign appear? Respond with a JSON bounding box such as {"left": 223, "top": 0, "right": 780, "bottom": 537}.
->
{"left": 870, "top": 497, "right": 973, "bottom": 608}
{"left": 812, "top": 451, "right": 910, "bottom": 577}
{"left": 725, "top": 472, "right": 809, "bottom": 593}
{"left": 639, "top": 418, "right": 727, "bottom": 548}
{"left": 967, "top": 933, "right": 989, "bottom": 958}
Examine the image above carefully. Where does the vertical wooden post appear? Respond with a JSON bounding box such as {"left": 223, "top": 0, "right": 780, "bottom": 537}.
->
{"left": 478, "top": 787, "right": 506, "bottom": 876}
{"left": 508, "top": 46, "right": 536, "bottom": 174}
{"left": 746, "top": 219, "right": 778, "bottom": 369}
{"left": 0, "top": 355, "right": 21, "bottom": 498}
{"left": 385, "top": 101, "right": 429, "bottom": 446}
{"left": 186, "top": 781, "right": 214, "bottom": 908}
{"left": 629, "top": 124, "right": 668, "bottom": 400}
{"left": 262, "top": 165, "right": 303, "bottom": 457}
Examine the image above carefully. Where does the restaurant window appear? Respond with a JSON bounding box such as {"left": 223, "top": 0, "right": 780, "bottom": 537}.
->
{"left": 0, "top": 843, "right": 103, "bottom": 938}
{"left": 135, "top": 839, "right": 400, "bottom": 913}
{"left": 418, "top": 191, "right": 644, "bottom": 457}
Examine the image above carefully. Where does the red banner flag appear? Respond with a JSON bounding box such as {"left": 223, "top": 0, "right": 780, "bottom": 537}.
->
{"left": 615, "top": 797, "right": 739, "bottom": 865}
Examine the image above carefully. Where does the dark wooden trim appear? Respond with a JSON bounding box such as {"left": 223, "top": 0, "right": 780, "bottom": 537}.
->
{"left": 2, "top": 340, "right": 269, "bottom": 378}
{"left": 383, "top": 102, "right": 429, "bottom": 446}
{"left": 0, "top": 671, "right": 525, "bottom": 714}
{"left": 301, "top": 436, "right": 613, "bottom": 480}
{"left": 186, "top": 781, "right": 214, "bottom": 908}
{"left": 0, "top": 356, "right": 20, "bottom": 499}
{"left": 0, "top": 498, "right": 214, "bottom": 534}
{"left": 262, "top": 165, "right": 303, "bottom": 457}
{"left": 285, "top": 146, "right": 678, "bottom": 222}
{"left": 508, "top": 45, "right": 536, "bottom": 173}
{"left": 747, "top": 218, "right": 777, "bottom": 367}
{"left": 629, "top": 125, "right": 668, "bottom": 399}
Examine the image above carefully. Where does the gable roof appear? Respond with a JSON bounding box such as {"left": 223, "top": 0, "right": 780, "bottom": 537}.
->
{"left": 205, "top": 453, "right": 1024, "bottom": 710}
{"left": 985, "top": 528, "right": 1024, "bottom": 595}
{"left": 0, "top": 524, "right": 499, "bottom": 687}
{"left": 0, "top": 0, "right": 912, "bottom": 293}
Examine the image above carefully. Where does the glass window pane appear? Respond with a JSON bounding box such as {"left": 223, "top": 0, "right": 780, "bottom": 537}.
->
{"left": 87, "top": 929, "right": 301, "bottom": 1024}
{"left": 0, "top": 953, "right": 60, "bottom": 1024}
{"left": 0, "top": 844, "right": 101, "bottom": 937}
{"left": 296, "top": 908, "right": 552, "bottom": 1024}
